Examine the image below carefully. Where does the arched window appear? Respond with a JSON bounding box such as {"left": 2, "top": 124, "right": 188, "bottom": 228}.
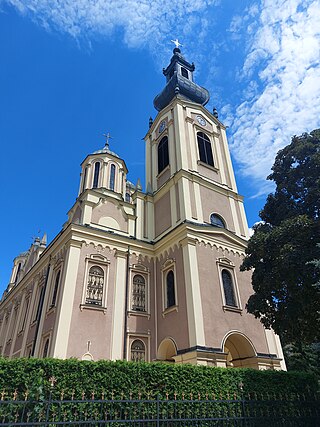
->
{"left": 86, "top": 266, "right": 104, "bottom": 306}
{"left": 50, "top": 270, "right": 60, "bottom": 308}
{"left": 210, "top": 214, "right": 225, "bottom": 228}
{"left": 125, "top": 192, "right": 131, "bottom": 202}
{"left": 166, "top": 270, "right": 176, "bottom": 308}
{"left": 131, "top": 339, "right": 145, "bottom": 362}
{"left": 132, "top": 274, "right": 146, "bottom": 312}
{"left": 109, "top": 164, "right": 116, "bottom": 191}
{"left": 81, "top": 167, "right": 88, "bottom": 193}
{"left": 158, "top": 136, "right": 169, "bottom": 174}
{"left": 43, "top": 339, "right": 49, "bottom": 358}
{"left": 222, "top": 269, "right": 237, "bottom": 307}
{"left": 197, "top": 132, "right": 214, "bottom": 167}
{"left": 93, "top": 162, "right": 100, "bottom": 188}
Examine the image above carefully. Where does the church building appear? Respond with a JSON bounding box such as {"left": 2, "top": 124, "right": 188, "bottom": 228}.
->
{"left": 0, "top": 47, "right": 285, "bottom": 369}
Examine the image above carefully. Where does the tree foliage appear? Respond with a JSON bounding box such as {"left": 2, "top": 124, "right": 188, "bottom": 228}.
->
{"left": 241, "top": 129, "right": 320, "bottom": 345}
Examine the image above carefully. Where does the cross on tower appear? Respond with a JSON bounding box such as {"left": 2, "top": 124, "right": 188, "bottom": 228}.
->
{"left": 102, "top": 132, "right": 112, "bottom": 148}
{"left": 171, "top": 39, "right": 183, "bottom": 49}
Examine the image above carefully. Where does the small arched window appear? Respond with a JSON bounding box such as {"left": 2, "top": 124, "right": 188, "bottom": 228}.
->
{"left": 93, "top": 162, "right": 100, "bottom": 188}
{"left": 222, "top": 269, "right": 237, "bottom": 307}
{"left": 50, "top": 270, "right": 60, "bottom": 307}
{"left": 109, "top": 164, "right": 116, "bottom": 191}
{"left": 158, "top": 136, "right": 169, "bottom": 174}
{"left": 132, "top": 274, "right": 146, "bottom": 312}
{"left": 125, "top": 192, "right": 131, "bottom": 202}
{"left": 131, "top": 339, "right": 145, "bottom": 362}
{"left": 43, "top": 339, "right": 49, "bottom": 358}
{"left": 210, "top": 214, "right": 225, "bottom": 228}
{"left": 166, "top": 270, "right": 176, "bottom": 308}
{"left": 86, "top": 266, "right": 104, "bottom": 306}
{"left": 81, "top": 167, "right": 88, "bottom": 193}
{"left": 197, "top": 132, "right": 214, "bottom": 167}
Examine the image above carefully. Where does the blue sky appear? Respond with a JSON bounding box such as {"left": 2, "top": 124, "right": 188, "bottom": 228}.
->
{"left": 0, "top": 0, "right": 319, "bottom": 294}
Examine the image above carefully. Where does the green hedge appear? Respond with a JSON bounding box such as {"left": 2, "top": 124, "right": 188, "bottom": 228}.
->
{"left": 0, "top": 357, "right": 317, "bottom": 400}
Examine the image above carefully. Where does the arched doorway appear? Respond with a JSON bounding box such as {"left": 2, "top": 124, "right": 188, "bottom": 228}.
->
{"left": 157, "top": 338, "right": 177, "bottom": 362}
{"left": 223, "top": 332, "right": 258, "bottom": 369}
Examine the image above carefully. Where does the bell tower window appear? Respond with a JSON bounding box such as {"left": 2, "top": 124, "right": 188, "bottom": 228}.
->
{"left": 181, "top": 67, "right": 189, "bottom": 78}
{"left": 109, "top": 164, "right": 116, "bottom": 191}
{"left": 197, "top": 132, "right": 214, "bottom": 167}
{"left": 93, "top": 162, "right": 100, "bottom": 188}
{"left": 158, "top": 136, "right": 169, "bottom": 174}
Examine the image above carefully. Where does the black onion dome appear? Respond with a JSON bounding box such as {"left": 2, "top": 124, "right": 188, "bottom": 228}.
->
{"left": 153, "top": 48, "right": 210, "bottom": 112}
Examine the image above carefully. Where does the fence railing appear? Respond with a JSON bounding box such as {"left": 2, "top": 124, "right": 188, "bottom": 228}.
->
{"left": 0, "top": 391, "right": 319, "bottom": 426}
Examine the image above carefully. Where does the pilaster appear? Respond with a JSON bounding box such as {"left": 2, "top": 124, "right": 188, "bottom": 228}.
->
{"left": 180, "top": 237, "right": 205, "bottom": 348}
{"left": 110, "top": 249, "right": 128, "bottom": 360}
{"left": 52, "top": 241, "right": 81, "bottom": 359}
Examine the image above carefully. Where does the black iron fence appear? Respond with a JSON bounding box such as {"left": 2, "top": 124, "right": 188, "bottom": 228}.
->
{"left": 0, "top": 391, "right": 319, "bottom": 427}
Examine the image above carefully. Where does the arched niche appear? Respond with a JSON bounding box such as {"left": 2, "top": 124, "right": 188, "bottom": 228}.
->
{"left": 223, "top": 332, "right": 258, "bottom": 369}
{"left": 157, "top": 338, "right": 177, "bottom": 362}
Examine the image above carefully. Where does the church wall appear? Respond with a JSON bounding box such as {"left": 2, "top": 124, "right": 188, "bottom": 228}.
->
{"left": 91, "top": 200, "right": 128, "bottom": 233}
{"left": 156, "top": 246, "right": 190, "bottom": 353}
{"left": 154, "top": 192, "right": 172, "bottom": 237}
{"left": 66, "top": 244, "right": 116, "bottom": 360}
{"left": 200, "top": 186, "right": 235, "bottom": 232}
{"left": 157, "top": 168, "right": 170, "bottom": 189}
{"left": 196, "top": 243, "right": 270, "bottom": 354}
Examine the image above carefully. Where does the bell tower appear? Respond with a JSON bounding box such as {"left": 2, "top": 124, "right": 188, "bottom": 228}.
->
{"left": 144, "top": 47, "right": 249, "bottom": 241}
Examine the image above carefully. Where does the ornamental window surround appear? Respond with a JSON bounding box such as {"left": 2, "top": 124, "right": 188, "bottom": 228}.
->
{"left": 130, "top": 339, "right": 146, "bottom": 362}
{"left": 161, "top": 259, "right": 178, "bottom": 313}
{"left": 86, "top": 266, "right": 104, "bottom": 306}
{"left": 217, "top": 258, "right": 241, "bottom": 312}
{"left": 129, "top": 265, "right": 150, "bottom": 316}
{"left": 158, "top": 136, "right": 169, "bottom": 174}
{"left": 131, "top": 274, "right": 146, "bottom": 312}
{"left": 197, "top": 132, "right": 214, "bottom": 167}
{"left": 81, "top": 255, "right": 110, "bottom": 312}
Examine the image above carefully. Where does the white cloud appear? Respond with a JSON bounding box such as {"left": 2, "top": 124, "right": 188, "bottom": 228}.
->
{"left": 229, "top": 0, "right": 320, "bottom": 190}
{"left": 1, "top": 0, "right": 217, "bottom": 54}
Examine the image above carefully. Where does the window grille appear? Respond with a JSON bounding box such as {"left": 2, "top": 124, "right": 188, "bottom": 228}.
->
{"left": 131, "top": 339, "right": 145, "bottom": 362}
{"left": 85, "top": 266, "right": 104, "bottom": 306}
{"left": 222, "top": 269, "right": 237, "bottom": 307}
{"left": 132, "top": 274, "right": 146, "bottom": 312}
{"left": 197, "top": 132, "right": 214, "bottom": 167}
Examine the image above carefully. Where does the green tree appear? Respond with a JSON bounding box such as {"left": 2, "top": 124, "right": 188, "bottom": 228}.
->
{"left": 241, "top": 129, "right": 320, "bottom": 346}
